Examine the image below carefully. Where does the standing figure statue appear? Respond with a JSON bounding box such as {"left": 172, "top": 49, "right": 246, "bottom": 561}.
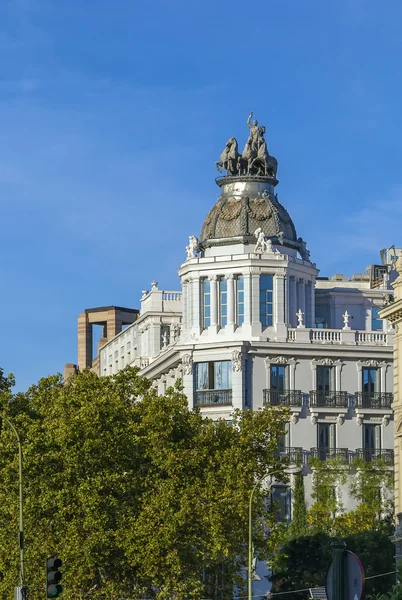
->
{"left": 186, "top": 235, "right": 199, "bottom": 259}
{"left": 246, "top": 111, "right": 266, "bottom": 154}
{"left": 254, "top": 227, "right": 269, "bottom": 254}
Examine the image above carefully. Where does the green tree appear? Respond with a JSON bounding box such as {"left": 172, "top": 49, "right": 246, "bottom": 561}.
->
{"left": 270, "top": 529, "right": 395, "bottom": 599}
{"left": 289, "top": 473, "right": 307, "bottom": 538}
{"left": 0, "top": 366, "right": 289, "bottom": 600}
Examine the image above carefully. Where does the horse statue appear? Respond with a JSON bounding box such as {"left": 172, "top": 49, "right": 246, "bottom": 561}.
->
{"left": 215, "top": 137, "right": 240, "bottom": 175}
{"left": 250, "top": 138, "right": 278, "bottom": 177}
{"left": 237, "top": 138, "right": 257, "bottom": 175}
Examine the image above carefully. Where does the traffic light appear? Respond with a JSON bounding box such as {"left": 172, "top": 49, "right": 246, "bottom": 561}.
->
{"left": 46, "top": 557, "right": 63, "bottom": 598}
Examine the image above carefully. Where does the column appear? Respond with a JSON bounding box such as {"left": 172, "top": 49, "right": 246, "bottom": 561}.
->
{"left": 181, "top": 279, "right": 188, "bottom": 330}
{"left": 226, "top": 274, "right": 235, "bottom": 329}
{"left": 299, "top": 279, "right": 306, "bottom": 318}
{"left": 305, "top": 281, "right": 312, "bottom": 328}
{"left": 242, "top": 273, "right": 252, "bottom": 337}
{"left": 192, "top": 277, "right": 201, "bottom": 333}
{"left": 284, "top": 274, "right": 289, "bottom": 325}
{"left": 275, "top": 273, "right": 287, "bottom": 340}
{"left": 251, "top": 271, "right": 261, "bottom": 335}
{"left": 275, "top": 274, "right": 285, "bottom": 324}
{"left": 289, "top": 276, "right": 297, "bottom": 327}
{"left": 210, "top": 275, "right": 218, "bottom": 329}
{"left": 310, "top": 278, "right": 316, "bottom": 328}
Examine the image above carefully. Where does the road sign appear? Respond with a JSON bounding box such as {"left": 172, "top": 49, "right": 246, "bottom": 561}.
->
{"left": 310, "top": 587, "right": 327, "bottom": 599}
{"left": 326, "top": 550, "right": 364, "bottom": 600}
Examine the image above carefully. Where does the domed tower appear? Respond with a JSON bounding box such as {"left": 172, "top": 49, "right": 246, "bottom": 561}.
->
{"left": 178, "top": 113, "right": 318, "bottom": 346}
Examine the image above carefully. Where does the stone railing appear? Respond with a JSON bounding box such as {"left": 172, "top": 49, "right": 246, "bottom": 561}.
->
{"left": 288, "top": 328, "right": 391, "bottom": 345}
{"left": 356, "top": 332, "right": 388, "bottom": 345}
{"left": 162, "top": 292, "right": 182, "bottom": 302}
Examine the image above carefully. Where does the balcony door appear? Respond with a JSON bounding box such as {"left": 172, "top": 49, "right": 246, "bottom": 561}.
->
{"left": 362, "top": 423, "right": 381, "bottom": 461}
{"left": 270, "top": 365, "right": 289, "bottom": 404}
{"left": 316, "top": 366, "right": 335, "bottom": 405}
{"left": 318, "top": 422, "right": 336, "bottom": 460}
{"left": 362, "top": 368, "right": 380, "bottom": 396}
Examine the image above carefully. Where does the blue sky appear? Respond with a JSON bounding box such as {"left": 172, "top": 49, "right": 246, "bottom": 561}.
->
{"left": 2, "top": 0, "right": 402, "bottom": 391}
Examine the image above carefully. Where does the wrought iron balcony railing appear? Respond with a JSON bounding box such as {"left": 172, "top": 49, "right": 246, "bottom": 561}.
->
{"left": 355, "top": 392, "right": 393, "bottom": 410}
{"left": 274, "top": 447, "right": 304, "bottom": 465}
{"left": 309, "top": 391, "right": 348, "bottom": 408}
{"left": 263, "top": 389, "right": 303, "bottom": 407}
{"left": 194, "top": 389, "right": 232, "bottom": 407}
{"left": 355, "top": 448, "right": 394, "bottom": 464}
{"left": 309, "top": 448, "right": 349, "bottom": 463}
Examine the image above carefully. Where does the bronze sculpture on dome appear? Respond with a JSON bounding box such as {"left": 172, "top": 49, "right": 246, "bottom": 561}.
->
{"left": 216, "top": 112, "right": 277, "bottom": 178}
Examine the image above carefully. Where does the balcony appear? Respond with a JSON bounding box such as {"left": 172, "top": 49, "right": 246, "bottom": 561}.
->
{"left": 275, "top": 446, "right": 304, "bottom": 465}
{"left": 355, "top": 392, "right": 393, "bottom": 410}
{"left": 263, "top": 389, "right": 303, "bottom": 407}
{"left": 309, "top": 391, "right": 348, "bottom": 408}
{"left": 194, "top": 389, "right": 232, "bottom": 407}
{"left": 309, "top": 448, "right": 349, "bottom": 463}
{"left": 355, "top": 448, "right": 394, "bottom": 464}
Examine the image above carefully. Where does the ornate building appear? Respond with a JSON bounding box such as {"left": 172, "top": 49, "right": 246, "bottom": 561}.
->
{"left": 66, "top": 114, "right": 397, "bottom": 524}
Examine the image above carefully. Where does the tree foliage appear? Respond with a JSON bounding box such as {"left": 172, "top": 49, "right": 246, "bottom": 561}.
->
{"left": 0, "top": 366, "right": 289, "bottom": 599}
{"left": 270, "top": 529, "right": 395, "bottom": 599}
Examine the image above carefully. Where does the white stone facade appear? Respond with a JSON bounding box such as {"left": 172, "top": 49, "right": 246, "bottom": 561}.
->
{"left": 93, "top": 171, "right": 397, "bottom": 520}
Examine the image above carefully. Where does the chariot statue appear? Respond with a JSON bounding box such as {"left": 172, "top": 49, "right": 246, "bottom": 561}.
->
{"left": 215, "top": 112, "right": 277, "bottom": 177}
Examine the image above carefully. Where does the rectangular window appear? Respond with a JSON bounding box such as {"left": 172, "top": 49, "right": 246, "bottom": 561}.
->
{"left": 271, "top": 486, "right": 291, "bottom": 522}
{"left": 260, "top": 274, "right": 274, "bottom": 328}
{"left": 362, "top": 368, "right": 380, "bottom": 395}
{"left": 219, "top": 277, "right": 227, "bottom": 328}
{"left": 317, "top": 422, "right": 336, "bottom": 459}
{"left": 202, "top": 278, "right": 211, "bottom": 329}
{"left": 195, "top": 361, "right": 232, "bottom": 390}
{"left": 371, "top": 307, "right": 383, "bottom": 331}
{"left": 236, "top": 276, "right": 245, "bottom": 326}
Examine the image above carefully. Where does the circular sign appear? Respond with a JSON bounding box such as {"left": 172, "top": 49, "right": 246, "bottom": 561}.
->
{"left": 326, "top": 550, "right": 365, "bottom": 600}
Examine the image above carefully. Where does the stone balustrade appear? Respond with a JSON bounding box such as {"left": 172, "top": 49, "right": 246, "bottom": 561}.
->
{"left": 287, "top": 328, "right": 391, "bottom": 345}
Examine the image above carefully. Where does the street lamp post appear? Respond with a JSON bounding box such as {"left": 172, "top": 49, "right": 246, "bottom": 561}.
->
{"left": 248, "top": 469, "right": 282, "bottom": 600}
{"left": 0, "top": 415, "right": 25, "bottom": 586}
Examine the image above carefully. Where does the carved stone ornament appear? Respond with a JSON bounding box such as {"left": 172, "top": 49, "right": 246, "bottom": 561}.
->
{"left": 337, "top": 415, "right": 345, "bottom": 426}
{"left": 362, "top": 360, "right": 379, "bottom": 368}
{"left": 291, "top": 414, "right": 299, "bottom": 425}
{"left": 311, "top": 415, "right": 318, "bottom": 426}
{"left": 382, "top": 415, "right": 390, "bottom": 427}
{"left": 232, "top": 350, "right": 243, "bottom": 372}
{"left": 356, "top": 416, "right": 363, "bottom": 426}
{"left": 266, "top": 356, "right": 288, "bottom": 365}
{"left": 313, "top": 357, "right": 335, "bottom": 366}
{"left": 181, "top": 354, "right": 193, "bottom": 375}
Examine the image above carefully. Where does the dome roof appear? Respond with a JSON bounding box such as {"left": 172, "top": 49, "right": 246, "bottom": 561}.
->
{"left": 199, "top": 175, "right": 299, "bottom": 251}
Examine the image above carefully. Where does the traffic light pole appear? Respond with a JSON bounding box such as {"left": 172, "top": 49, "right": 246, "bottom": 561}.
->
{"left": 0, "top": 416, "right": 25, "bottom": 586}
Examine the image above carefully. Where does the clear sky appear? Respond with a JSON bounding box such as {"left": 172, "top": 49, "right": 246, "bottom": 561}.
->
{"left": 1, "top": 0, "right": 402, "bottom": 391}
